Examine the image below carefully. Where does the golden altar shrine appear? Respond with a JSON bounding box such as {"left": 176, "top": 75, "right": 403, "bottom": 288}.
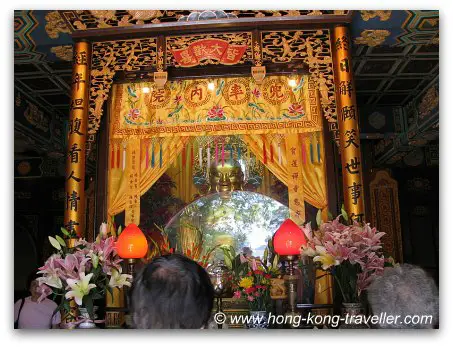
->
{"left": 60, "top": 10, "right": 366, "bottom": 327}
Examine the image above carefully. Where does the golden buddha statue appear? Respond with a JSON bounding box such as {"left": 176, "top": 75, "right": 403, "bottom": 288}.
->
{"left": 208, "top": 156, "right": 244, "bottom": 194}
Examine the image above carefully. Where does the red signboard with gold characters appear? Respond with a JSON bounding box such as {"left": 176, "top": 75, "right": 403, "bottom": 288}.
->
{"left": 170, "top": 39, "right": 247, "bottom": 67}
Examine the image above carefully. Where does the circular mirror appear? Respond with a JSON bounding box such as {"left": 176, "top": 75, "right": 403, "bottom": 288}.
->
{"left": 164, "top": 191, "right": 289, "bottom": 263}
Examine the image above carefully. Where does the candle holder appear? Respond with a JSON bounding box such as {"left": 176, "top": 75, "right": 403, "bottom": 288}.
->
{"left": 207, "top": 260, "right": 232, "bottom": 329}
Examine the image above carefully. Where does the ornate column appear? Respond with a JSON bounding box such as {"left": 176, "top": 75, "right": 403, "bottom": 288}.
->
{"left": 332, "top": 26, "right": 365, "bottom": 223}
{"left": 64, "top": 40, "right": 92, "bottom": 238}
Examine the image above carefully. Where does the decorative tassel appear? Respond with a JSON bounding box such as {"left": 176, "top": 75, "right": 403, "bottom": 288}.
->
{"left": 111, "top": 145, "right": 115, "bottom": 169}
{"left": 221, "top": 142, "right": 225, "bottom": 167}
{"left": 301, "top": 138, "right": 307, "bottom": 165}
{"left": 159, "top": 142, "right": 163, "bottom": 168}
{"left": 207, "top": 146, "right": 211, "bottom": 174}
{"left": 238, "top": 146, "right": 241, "bottom": 162}
{"left": 191, "top": 143, "right": 194, "bottom": 166}
{"left": 317, "top": 141, "right": 321, "bottom": 163}
{"left": 199, "top": 147, "right": 203, "bottom": 169}
{"left": 309, "top": 141, "right": 314, "bottom": 164}
{"left": 182, "top": 143, "right": 187, "bottom": 167}
{"left": 278, "top": 143, "right": 282, "bottom": 165}
{"left": 145, "top": 141, "right": 149, "bottom": 169}
{"left": 151, "top": 142, "right": 155, "bottom": 168}
{"left": 270, "top": 142, "right": 274, "bottom": 163}
{"left": 122, "top": 144, "right": 126, "bottom": 171}
{"left": 263, "top": 139, "right": 267, "bottom": 164}
{"left": 215, "top": 142, "right": 219, "bottom": 165}
{"left": 230, "top": 145, "right": 233, "bottom": 164}
{"left": 116, "top": 144, "right": 120, "bottom": 169}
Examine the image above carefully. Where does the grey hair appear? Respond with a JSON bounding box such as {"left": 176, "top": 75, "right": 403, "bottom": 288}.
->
{"left": 367, "top": 264, "right": 438, "bottom": 328}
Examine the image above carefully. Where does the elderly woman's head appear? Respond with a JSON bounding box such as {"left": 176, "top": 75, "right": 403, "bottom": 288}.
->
{"left": 367, "top": 264, "right": 438, "bottom": 328}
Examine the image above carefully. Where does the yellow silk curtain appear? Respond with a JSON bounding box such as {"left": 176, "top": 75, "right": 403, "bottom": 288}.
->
{"left": 166, "top": 138, "right": 199, "bottom": 204}
{"left": 242, "top": 132, "right": 328, "bottom": 214}
{"left": 107, "top": 136, "right": 189, "bottom": 222}
{"left": 242, "top": 131, "right": 332, "bottom": 305}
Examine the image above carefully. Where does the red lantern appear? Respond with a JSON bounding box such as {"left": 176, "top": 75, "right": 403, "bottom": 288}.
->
{"left": 273, "top": 219, "right": 307, "bottom": 256}
{"left": 116, "top": 223, "right": 148, "bottom": 259}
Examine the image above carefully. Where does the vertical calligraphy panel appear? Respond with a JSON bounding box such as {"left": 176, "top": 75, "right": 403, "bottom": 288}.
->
{"left": 125, "top": 138, "right": 141, "bottom": 225}
{"left": 333, "top": 26, "right": 365, "bottom": 223}
{"left": 64, "top": 41, "right": 91, "bottom": 238}
{"left": 285, "top": 134, "right": 305, "bottom": 225}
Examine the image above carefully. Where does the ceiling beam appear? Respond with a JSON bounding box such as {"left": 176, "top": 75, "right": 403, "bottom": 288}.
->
{"left": 72, "top": 14, "right": 352, "bottom": 42}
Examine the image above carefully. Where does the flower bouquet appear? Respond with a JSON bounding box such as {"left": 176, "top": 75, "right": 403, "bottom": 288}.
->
{"left": 36, "top": 223, "right": 132, "bottom": 327}
{"left": 222, "top": 243, "right": 279, "bottom": 312}
{"left": 300, "top": 212, "right": 386, "bottom": 304}
{"left": 233, "top": 267, "right": 273, "bottom": 311}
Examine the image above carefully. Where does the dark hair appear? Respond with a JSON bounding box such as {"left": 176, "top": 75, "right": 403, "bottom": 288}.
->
{"left": 26, "top": 272, "right": 39, "bottom": 290}
{"left": 130, "top": 254, "right": 214, "bottom": 329}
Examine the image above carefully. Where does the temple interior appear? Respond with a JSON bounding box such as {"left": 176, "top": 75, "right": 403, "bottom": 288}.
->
{"left": 13, "top": 10, "right": 439, "bottom": 329}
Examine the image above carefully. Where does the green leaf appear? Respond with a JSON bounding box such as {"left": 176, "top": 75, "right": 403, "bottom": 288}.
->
{"left": 316, "top": 209, "right": 322, "bottom": 227}
{"left": 91, "top": 254, "right": 99, "bottom": 269}
{"left": 92, "top": 292, "right": 103, "bottom": 300}
{"left": 216, "top": 80, "right": 225, "bottom": 96}
{"left": 60, "top": 227, "right": 71, "bottom": 238}
{"left": 48, "top": 236, "right": 62, "bottom": 250}
{"left": 228, "top": 245, "right": 236, "bottom": 259}
{"left": 248, "top": 102, "right": 265, "bottom": 113}
{"left": 168, "top": 104, "right": 183, "bottom": 117}
{"left": 117, "top": 225, "right": 122, "bottom": 236}
{"left": 327, "top": 211, "right": 334, "bottom": 221}
{"left": 272, "top": 254, "right": 279, "bottom": 269}
{"left": 263, "top": 247, "right": 269, "bottom": 264}
{"left": 55, "top": 235, "right": 66, "bottom": 248}
{"left": 341, "top": 204, "right": 349, "bottom": 222}
{"left": 224, "top": 255, "right": 232, "bottom": 269}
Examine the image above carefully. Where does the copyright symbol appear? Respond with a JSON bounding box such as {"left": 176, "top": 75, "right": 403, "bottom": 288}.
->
{"left": 214, "top": 312, "right": 227, "bottom": 325}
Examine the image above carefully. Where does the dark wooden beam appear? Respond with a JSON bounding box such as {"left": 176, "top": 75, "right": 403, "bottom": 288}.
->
{"left": 114, "top": 62, "right": 310, "bottom": 83}
{"left": 72, "top": 14, "right": 352, "bottom": 42}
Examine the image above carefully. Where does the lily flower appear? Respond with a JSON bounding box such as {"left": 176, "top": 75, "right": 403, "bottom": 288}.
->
{"left": 301, "top": 245, "right": 317, "bottom": 257}
{"left": 108, "top": 268, "right": 132, "bottom": 288}
{"left": 313, "top": 246, "right": 340, "bottom": 270}
{"left": 37, "top": 274, "right": 63, "bottom": 289}
{"left": 65, "top": 272, "right": 96, "bottom": 306}
{"left": 37, "top": 284, "right": 53, "bottom": 303}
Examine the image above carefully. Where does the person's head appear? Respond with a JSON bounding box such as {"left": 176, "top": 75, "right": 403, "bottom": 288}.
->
{"left": 367, "top": 264, "right": 439, "bottom": 328}
{"left": 130, "top": 254, "right": 214, "bottom": 329}
{"left": 26, "top": 272, "right": 38, "bottom": 293}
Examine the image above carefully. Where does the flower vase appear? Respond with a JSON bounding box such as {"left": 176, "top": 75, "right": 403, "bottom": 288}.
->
{"left": 339, "top": 303, "right": 369, "bottom": 329}
{"left": 78, "top": 306, "right": 99, "bottom": 329}
{"left": 60, "top": 299, "right": 79, "bottom": 329}
{"left": 246, "top": 311, "right": 269, "bottom": 329}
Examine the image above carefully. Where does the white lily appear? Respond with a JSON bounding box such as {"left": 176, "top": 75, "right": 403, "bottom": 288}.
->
{"left": 313, "top": 246, "right": 340, "bottom": 270}
{"left": 301, "top": 245, "right": 318, "bottom": 257}
{"left": 65, "top": 272, "right": 97, "bottom": 306}
{"left": 109, "top": 268, "right": 132, "bottom": 288}
{"left": 37, "top": 274, "right": 62, "bottom": 289}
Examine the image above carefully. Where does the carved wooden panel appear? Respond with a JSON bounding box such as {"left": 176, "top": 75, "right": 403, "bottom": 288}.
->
{"left": 370, "top": 170, "right": 403, "bottom": 263}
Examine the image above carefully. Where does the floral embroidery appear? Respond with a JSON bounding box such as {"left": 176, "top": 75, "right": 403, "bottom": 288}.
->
{"left": 206, "top": 105, "right": 227, "bottom": 121}
{"left": 127, "top": 108, "right": 141, "bottom": 121}
{"left": 283, "top": 103, "right": 305, "bottom": 119}
{"left": 251, "top": 88, "right": 261, "bottom": 98}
